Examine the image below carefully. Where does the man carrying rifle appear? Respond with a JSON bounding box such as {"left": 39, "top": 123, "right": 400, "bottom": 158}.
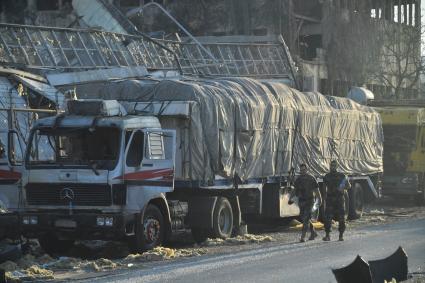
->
{"left": 289, "top": 163, "right": 322, "bottom": 242}
{"left": 323, "top": 160, "right": 351, "bottom": 241}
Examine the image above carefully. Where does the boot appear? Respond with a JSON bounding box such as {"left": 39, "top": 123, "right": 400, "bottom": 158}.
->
{"left": 339, "top": 232, "right": 344, "bottom": 241}
{"left": 309, "top": 231, "right": 318, "bottom": 241}
{"left": 322, "top": 233, "right": 330, "bottom": 241}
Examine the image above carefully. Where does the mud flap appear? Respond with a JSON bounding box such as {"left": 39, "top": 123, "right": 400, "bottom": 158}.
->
{"left": 369, "top": 246, "right": 408, "bottom": 283}
{"left": 332, "top": 255, "right": 373, "bottom": 283}
{"left": 187, "top": 196, "right": 217, "bottom": 229}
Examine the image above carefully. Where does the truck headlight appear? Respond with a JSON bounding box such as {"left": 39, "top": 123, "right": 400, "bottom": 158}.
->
{"left": 96, "top": 217, "right": 105, "bottom": 226}
{"left": 30, "top": 216, "right": 38, "bottom": 225}
{"left": 105, "top": 217, "right": 114, "bottom": 227}
{"left": 22, "top": 216, "right": 38, "bottom": 225}
{"left": 22, "top": 216, "right": 30, "bottom": 225}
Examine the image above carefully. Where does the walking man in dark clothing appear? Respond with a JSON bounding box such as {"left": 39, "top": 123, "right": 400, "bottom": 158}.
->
{"left": 290, "top": 163, "right": 322, "bottom": 242}
{"left": 323, "top": 160, "right": 351, "bottom": 241}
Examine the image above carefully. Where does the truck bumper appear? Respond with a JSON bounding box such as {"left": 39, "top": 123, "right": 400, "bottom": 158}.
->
{"left": 20, "top": 211, "right": 135, "bottom": 241}
{"left": 382, "top": 173, "right": 422, "bottom": 197}
{"left": 0, "top": 213, "right": 19, "bottom": 239}
{"left": 382, "top": 186, "right": 422, "bottom": 196}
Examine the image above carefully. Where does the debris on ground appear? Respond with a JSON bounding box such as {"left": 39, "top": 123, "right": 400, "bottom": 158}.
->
{"left": 2, "top": 245, "right": 208, "bottom": 281}
{"left": 5, "top": 265, "right": 54, "bottom": 282}
{"left": 123, "top": 246, "right": 207, "bottom": 263}
{"left": 289, "top": 221, "right": 324, "bottom": 231}
{"left": 368, "top": 209, "right": 385, "bottom": 215}
{"left": 201, "top": 234, "right": 274, "bottom": 246}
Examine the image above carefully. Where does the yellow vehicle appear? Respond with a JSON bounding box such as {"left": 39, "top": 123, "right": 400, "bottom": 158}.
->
{"left": 375, "top": 104, "right": 425, "bottom": 204}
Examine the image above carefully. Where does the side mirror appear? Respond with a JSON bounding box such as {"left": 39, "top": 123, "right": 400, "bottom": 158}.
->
{"left": 7, "top": 130, "right": 24, "bottom": 166}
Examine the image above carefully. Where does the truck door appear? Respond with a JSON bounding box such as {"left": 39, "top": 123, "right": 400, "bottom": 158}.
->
{"left": 0, "top": 129, "right": 24, "bottom": 212}
{"left": 122, "top": 129, "right": 175, "bottom": 191}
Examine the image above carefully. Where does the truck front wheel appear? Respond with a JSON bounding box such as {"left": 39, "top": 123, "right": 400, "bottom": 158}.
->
{"left": 212, "top": 197, "right": 233, "bottom": 239}
{"left": 132, "top": 204, "right": 165, "bottom": 252}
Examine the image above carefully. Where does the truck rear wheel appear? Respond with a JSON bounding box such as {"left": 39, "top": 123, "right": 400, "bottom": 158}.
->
{"left": 348, "top": 183, "right": 364, "bottom": 220}
{"left": 38, "top": 234, "right": 74, "bottom": 255}
{"left": 211, "top": 197, "right": 233, "bottom": 239}
{"left": 131, "top": 204, "right": 165, "bottom": 252}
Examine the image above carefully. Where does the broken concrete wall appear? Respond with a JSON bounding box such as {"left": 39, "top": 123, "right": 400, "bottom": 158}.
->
{"left": 72, "top": 0, "right": 137, "bottom": 34}
{"left": 0, "top": 0, "right": 78, "bottom": 28}
{"left": 126, "top": 0, "right": 283, "bottom": 37}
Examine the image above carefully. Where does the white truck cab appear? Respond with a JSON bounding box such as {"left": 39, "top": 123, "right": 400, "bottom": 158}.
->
{"left": 20, "top": 100, "right": 176, "bottom": 252}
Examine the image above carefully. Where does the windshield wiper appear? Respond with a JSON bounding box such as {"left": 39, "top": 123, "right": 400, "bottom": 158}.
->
{"left": 89, "top": 161, "right": 100, "bottom": 176}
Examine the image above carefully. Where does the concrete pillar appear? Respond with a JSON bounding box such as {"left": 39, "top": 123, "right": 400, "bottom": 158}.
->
{"left": 403, "top": 3, "right": 408, "bottom": 24}
{"left": 397, "top": 0, "right": 401, "bottom": 22}
{"left": 415, "top": 0, "right": 420, "bottom": 26}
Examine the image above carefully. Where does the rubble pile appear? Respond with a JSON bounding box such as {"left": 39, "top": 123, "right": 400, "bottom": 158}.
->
{"left": 201, "top": 234, "right": 274, "bottom": 247}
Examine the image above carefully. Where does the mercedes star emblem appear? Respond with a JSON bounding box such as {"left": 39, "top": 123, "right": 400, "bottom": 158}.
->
{"left": 60, "top": 188, "right": 75, "bottom": 201}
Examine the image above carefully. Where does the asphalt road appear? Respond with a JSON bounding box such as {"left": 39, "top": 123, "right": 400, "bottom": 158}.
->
{"left": 79, "top": 218, "right": 425, "bottom": 283}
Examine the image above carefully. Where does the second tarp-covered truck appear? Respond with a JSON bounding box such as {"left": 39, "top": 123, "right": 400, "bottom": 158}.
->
{"left": 17, "top": 78, "right": 383, "bottom": 252}
{"left": 376, "top": 105, "right": 425, "bottom": 204}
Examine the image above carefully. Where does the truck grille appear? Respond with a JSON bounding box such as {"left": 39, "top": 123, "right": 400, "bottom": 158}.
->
{"left": 25, "top": 184, "right": 112, "bottom": 206}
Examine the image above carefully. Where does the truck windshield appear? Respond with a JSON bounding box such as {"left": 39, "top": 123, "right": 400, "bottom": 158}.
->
{"left": 382, "top": 125, "right": 416, "bottom": 152}
{"left": 382, "top": 125, "right": 416, "bottom": 173}
{"left": 27, "top": 127, "right": 121, "bottom": 170}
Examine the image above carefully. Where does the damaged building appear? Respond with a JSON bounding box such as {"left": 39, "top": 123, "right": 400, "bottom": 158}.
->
{"left": 0, "top": 0, "right": 422, "bottom": 99}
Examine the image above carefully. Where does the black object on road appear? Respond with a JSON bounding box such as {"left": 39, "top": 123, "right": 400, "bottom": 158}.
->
{"left": 332, "top": 247, "right": 408, "bottom": 283}
{"left": 369, "top": 246, "right": 408, "bottom": 283}
{"left": 332, "top": 255, "right": 373, "bottom": 283}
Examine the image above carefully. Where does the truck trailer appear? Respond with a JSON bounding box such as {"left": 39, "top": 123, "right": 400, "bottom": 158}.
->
{"left": 16, "top": 77, "right": 383, "bottom": 252}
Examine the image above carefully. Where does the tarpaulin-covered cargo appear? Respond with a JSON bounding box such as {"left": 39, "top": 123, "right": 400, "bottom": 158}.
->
{"left": 77, "top": 77, "right": 383, "bottom": 181}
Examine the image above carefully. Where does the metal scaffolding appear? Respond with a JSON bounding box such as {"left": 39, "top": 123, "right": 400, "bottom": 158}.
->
{"left": 0, "top": 23, "right": 296, "bottom": 81}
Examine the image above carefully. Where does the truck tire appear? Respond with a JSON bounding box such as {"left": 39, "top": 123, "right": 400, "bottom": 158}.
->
{"left": 191, "top": 227, "right": 209, "bottom": 243}
{"left": 348, "top": 183, "right": 364, "bottom": 220}
{"left": 38, "top": 234, "right": 74, "bottom": 255}
{"left": 211, "top": 197, "right": 233, "bottom": 239}
{"left": 132, "top": 204, "right": 165, "bottom": 252}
